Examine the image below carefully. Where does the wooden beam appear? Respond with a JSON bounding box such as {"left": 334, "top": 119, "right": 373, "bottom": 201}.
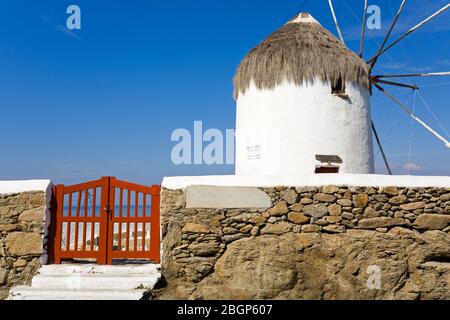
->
{"left": 368, "top": 4, "right": 450, "bottom": 65}
{"left": 372, "top": 78, "right": 418, "bottom": 90}
{"left": 368, "top": 0, "right": 407, "bottom": 68}
{"left": 374, "top": 71, "right": 450, "bottom": 79}
{"left": 371, "top": 121, "right": 393, "bottom": 175}
{"left": 359, "top": 0, "right": 369, "bottom": 58}
{"left": 328, "top": 0, "right": 346, "bottom": 44}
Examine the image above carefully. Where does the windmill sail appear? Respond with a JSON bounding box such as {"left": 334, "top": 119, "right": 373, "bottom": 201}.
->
{"left": 368, "top": 4, "right": 450, "bottom": 64}
{"left": 374, "top": 84, "right": 450, "bottom": 149}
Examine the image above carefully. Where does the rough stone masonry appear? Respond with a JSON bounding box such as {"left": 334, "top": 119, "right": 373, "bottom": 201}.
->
{"left": 0, "top": 192, "right": 47, "bottom": 299}
{"left": 155, "top": 185, "right": 450, "bottom": 300}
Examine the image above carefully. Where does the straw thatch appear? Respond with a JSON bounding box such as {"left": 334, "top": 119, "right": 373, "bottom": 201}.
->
{"left": 233, "top": 19, "right": 371, "bottom": 99}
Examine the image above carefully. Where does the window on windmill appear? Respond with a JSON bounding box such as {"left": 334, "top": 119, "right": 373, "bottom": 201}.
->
{"left": 331, "top": 78, "right": 348, "bottom": 98}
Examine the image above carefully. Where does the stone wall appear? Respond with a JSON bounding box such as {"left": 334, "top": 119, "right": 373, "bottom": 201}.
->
{"left": 156, "top": 185, "right": 450, "bottom": 300}
{"left": 0, "top": 192, "right": 49, "bottom": 299}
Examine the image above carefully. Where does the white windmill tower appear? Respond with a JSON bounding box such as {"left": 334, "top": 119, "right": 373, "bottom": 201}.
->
{"left": 233, "top": 2, "right": 450, "bottom": 177}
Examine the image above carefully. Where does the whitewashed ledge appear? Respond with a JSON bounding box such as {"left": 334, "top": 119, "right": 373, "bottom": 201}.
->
{"left": 162, "top": 174, "right": 450, "bottom": 190}
{"left": 0, "top": 180, "right": 53, "bottom": 195}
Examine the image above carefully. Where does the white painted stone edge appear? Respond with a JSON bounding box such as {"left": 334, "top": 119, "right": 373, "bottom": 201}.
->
{"left": 186, "top": 185, "right": 272, "bottom": 209}
{"left": 0, "top": 180, "right": 52, "bottom": 195}
{"left": 162, "top": 174, "right": 450, "bottom": 190}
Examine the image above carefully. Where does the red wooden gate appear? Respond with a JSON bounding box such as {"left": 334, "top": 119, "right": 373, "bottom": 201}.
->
{"left": 49, "top": 177, "right": 160, "bottom": 265}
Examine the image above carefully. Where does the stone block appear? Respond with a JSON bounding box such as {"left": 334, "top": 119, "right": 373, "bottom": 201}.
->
{"left": 413, "top": 214, "right": 450, "bottom": 231}
{"left": 303, "top": 204, "right": 328, "bottom": 218}
{"left": 357, "top": 217, "right": 408, "bottom": 229}
{"left": 181, "top": 223, "right": 211, "bottom": 234}
{"left": 287, "top": 212, "right": 310, "bottom": 225}
{"left": 353, "top": 194, "right": 369, "bottom": 208}
{"left": 5, "top": 232, "right": 42, "bottom": 256}
{"left": 18, "top": 208, "right": 44, "bottom": 222}
{"left": 269, "top": 202, "right": 289, "bottom": 217}
{"left": 261, "top": 222, "right": 292, "bottom": 235}
{"left": 186, "top": 186, "right": 271, "bottom": 209}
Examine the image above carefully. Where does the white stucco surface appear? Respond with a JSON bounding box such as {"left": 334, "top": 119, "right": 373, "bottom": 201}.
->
{"left": 235, "top": 79, "right": 374, "bottom": 176}
{"left": 0, "top": 179, "right": 52, "bottom": 195}
{"left": 162, "top": 174, "right": 450, "bottom": 190}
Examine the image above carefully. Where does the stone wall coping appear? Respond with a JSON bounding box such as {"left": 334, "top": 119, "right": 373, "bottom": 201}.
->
{"left": 0, "top": 180, "right": 52, "bottom": 195}
{"left": 186, "top": 185, "right": 271, "bottom": 208}
{"left": 162, "top": 174, "right": 450, "bottom": 190}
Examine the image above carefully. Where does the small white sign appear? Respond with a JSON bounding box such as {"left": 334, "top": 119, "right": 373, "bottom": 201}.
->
{"left": 247, "top": 145, "right": 261, "bottom": 160}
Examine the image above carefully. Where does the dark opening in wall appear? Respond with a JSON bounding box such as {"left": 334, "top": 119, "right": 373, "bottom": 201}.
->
{"left": 315, "top": 166, "right": 340, "bottom": 174}
{"left": 315, "top": 155, "right": 342, "bottom": 174}
{"left": 332, "top": 77, "right": 348, "bottom": 98}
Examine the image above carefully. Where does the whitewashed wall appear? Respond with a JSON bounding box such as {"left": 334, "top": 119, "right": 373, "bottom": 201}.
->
{"left": 235, "top": 78, "right": 374, "bottom": 176}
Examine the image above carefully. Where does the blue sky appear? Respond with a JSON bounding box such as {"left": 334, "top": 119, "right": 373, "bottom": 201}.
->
{"left": 0, "top": 0, "right": 449, "bottom": 185}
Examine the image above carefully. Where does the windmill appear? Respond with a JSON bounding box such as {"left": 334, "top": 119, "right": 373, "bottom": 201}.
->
{"left": 327, "top": 0, "right": 450, "bottom": 175}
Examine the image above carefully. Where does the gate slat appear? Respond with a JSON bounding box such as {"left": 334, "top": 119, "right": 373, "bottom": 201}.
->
{"left": 75, "top": 191, "right": 81, "bottom": 216}
{"left": 135, "top": 191, "right": 138, "bottom": 217}
{"left": 141, "top": 223, "right": 145, "bottom": 252}
{"left": 66, "top": 193, "right": 72, "bottom": 251}
{"left": 134, "top": 192, "right": 139, "bottom": 251}
{"left": 134, "top": 222, "right": 138, "bottom": 252}
{"left": 74, "top": 191, "right": 82, "bottom": 251}
{"left": 126, "top": 189, "right": 130, "bottom": 251}
{"left": 92, "top": 187, "right": 96, "bottom": 217}
{"left": 82, "top": 189, "right": 88, "bottom": 251}
{"left": 91, "top": 188, "right": 96, "bottom": 251}
{"left": 118, "top": 188, "right": 123, "bottom": 251}
{"left": 142, "top": 195, "right": 146, "bottom": 251}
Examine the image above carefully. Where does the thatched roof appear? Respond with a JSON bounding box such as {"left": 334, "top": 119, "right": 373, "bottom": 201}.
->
{"left": 233, "top": 13, "right": 371, "bottom": 99}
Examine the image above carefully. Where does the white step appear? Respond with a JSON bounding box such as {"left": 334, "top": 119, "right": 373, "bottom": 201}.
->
{"left": 8, "top": 263, "right": 161, "bottom": 300}
{"left": 9, "top": 286, "right": 147, "bottom": 300}
{"left": 31, "top": 273, "right": 159, "bottom": 290}
{"left": 38, "top": 263, "right": 160, "bottom": 276}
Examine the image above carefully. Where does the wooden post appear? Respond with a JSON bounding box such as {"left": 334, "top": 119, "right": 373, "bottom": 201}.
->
{"left": 52, "top": 184, "right": 65, "bottom": 264}
{"left": 150, "top": 185, "right": 161, "bottom": 263}
{"left": 97, "top": 176, "right": 110, "bottom": 265}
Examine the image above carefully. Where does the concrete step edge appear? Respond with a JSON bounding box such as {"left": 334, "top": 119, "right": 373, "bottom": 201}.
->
{"left": 11, "top": 285, "right": 147, "bottom": 293}
{"left": 30, "top": 275, "right": 160, "bottom": 290}
{"left": 9, "top": 286, "right": 147, "bottom": 300}
{"left": 39, "top": 264, "right": 160, "bottom": 275}
{"left": 33, "top": 273, "right": 159, "bottom": 279}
